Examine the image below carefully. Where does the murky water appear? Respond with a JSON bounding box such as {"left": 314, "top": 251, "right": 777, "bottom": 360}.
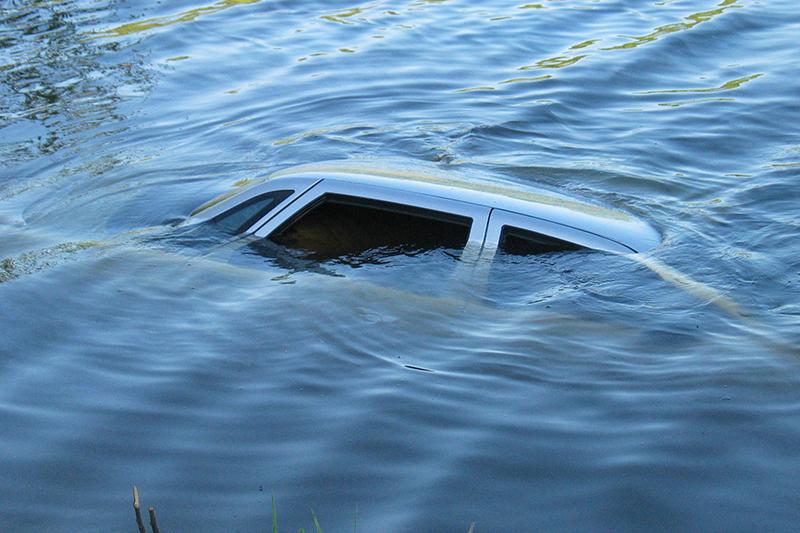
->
{"left": 2, "top": 1, "right": 799, "bottom": 531}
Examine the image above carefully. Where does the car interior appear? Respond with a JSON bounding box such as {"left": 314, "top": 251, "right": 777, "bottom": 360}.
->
{"left": 269, "top": 194, "right": 471, "bottom": 260}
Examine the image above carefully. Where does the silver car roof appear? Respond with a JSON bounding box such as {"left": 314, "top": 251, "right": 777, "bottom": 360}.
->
{"left": 190, "top": 163, "right": 660, "bottom": 254}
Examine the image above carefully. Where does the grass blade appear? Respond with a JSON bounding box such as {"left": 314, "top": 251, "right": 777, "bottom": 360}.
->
{"left": 272, "top": 494, "right": 278, "bottom": 533}
{"left": 310, "top": 507, "right": 323, "bottom": 533}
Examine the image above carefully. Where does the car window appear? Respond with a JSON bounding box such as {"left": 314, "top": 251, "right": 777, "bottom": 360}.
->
{"left": 211, "top": 189, "right": 293, "bottom": 234}
{"left": 268, "top": 194, "right": 471, "bottom": 260}
{"left": 499, "top": 225, "right": 583, "bottom": 255}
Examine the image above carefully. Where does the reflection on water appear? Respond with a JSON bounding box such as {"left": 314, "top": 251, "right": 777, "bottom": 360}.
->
{"left": 2, "top": 0, "right": 800, "bottom": 531}
{"left": 91, "top": 0, "right": 261, "bottom": 38}
{"left": 636, "top": 73, "right": 763, "bottom": 95}
{"left": 0, "top": 1, "right": 150, "bottom": 165}
{"left": 602, "top": 0, "right": 741, "bottom": 51}
{"left": 463, "top": 0, "right": 749, "bottom": 95}
{"left": 522, "top": 54, "right": 587, "bottom": 70}
{"left": 320, "top": 7, "right": 367, "bottom": 25}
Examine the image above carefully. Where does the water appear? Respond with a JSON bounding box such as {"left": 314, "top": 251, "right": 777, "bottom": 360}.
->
{"left": 1, "top": 0, "right": 799, "bottom": 531}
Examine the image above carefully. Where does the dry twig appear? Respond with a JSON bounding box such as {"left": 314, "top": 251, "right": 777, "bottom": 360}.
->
{"left": 149, "top": 506, "right": 162, "bottom": 533}
{"left": 132, "top": 486, "right": 146, "bottom": 533}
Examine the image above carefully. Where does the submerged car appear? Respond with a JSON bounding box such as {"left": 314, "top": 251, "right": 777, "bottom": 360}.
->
{"left": 187, "top": 162, "right": 660, "bottom": 261}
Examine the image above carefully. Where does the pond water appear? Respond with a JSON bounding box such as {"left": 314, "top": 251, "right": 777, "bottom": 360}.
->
{"left": 1, "top": 1, "right": 799, "bottom": 531}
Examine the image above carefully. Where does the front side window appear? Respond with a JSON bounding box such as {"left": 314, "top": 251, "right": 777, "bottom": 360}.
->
{"left": 211, "top": 189, "right": 293, "bottom": 234}
{"left": 268, "top": 194, "right": 471, "bottom": 260}
{"left": 499, "top": 225, "right": 583, "bottom": 255}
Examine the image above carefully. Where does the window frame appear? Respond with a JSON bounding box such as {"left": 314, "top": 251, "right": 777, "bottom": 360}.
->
{"left": 482, "top": 209, "right": 634, "bottom": 258}
{"left": 268, "top": 193, "right": 474, "bottom": 256}
{"left": 497, "top": 224, "right": 584, "bottom": 255}
{"left": 190, "top": 176, "right": 323, "bottom": 230}
{"left": 210, "top": 189, "right": 295, "bottom": 234}
{"left": 252, "top": 178, "right": 491, "bottom": 246}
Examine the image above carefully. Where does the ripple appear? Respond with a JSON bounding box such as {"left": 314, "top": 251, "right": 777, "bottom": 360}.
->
{"left": 90, "top": 0, "right": 262, "bottom": 38}
{"left": 636, "top": 72, "right": 764, "bottom": 95}
{"left": 320, "top": 7, "right": 368, "bottom": 25}
{"left": 602, "top": 0, "right": 743, "bottom": 51}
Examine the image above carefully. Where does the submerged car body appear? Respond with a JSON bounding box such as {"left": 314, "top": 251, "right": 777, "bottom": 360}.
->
{"left": 188, "top": 162, "right": 660, "bottom": 259}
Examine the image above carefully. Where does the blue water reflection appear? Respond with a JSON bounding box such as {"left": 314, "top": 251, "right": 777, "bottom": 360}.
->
{"left": 1, "top": 0, "right": 800, "bottom": 531}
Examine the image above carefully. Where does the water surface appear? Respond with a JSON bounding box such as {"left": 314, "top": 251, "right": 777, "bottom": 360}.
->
{"left": 1, "top": 1, "right": 799, "bottom": 531}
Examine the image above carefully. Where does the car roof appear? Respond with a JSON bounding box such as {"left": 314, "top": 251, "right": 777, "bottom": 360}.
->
{"left": 191, "top": 161, "right": 660, "bottom": 253}
{"left": 271, "top": 160, "right": 629, "bottom": 221}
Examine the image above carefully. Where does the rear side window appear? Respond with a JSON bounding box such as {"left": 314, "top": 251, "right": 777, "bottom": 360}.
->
{"left": 499, "top": 225, "right": 583, "bottom": 255}
{"left": 269, "top": 194, "right": 471, "bottom": 259}
{"left": 212, "top": 190, "right": 293, "bottom": 234}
